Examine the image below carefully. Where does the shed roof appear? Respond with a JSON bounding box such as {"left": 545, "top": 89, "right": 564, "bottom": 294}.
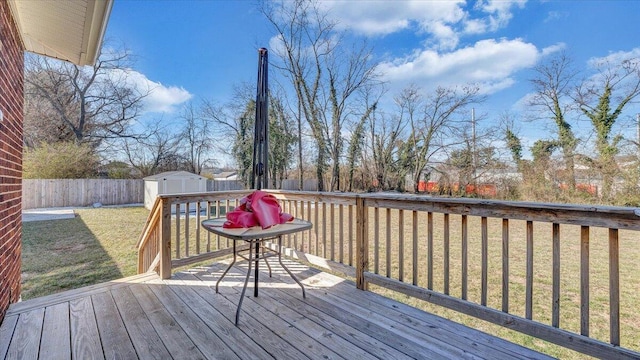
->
{"left": 143, "top": 171, "right": 206, "bottom": 181}
{"left": 8, "top": 0, "right": 113, "bottom": 66}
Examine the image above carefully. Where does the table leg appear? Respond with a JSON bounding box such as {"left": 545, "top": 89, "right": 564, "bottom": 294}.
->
{"left": 262, "top": 244, "right": 273, "bottom": 277}
{"left": 215, "top": 240, "right": 237, "bottom": 293}
{"left": 236, "top": 240, "right": 253, "bottom": 325}
{"left": 254, "top": 240, "right": 260, "bottom": 297}
{"left": 278, "top": 235, "right": 306, "bottom": 298}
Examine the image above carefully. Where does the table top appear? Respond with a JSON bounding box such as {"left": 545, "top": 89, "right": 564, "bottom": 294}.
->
{"left": 201, "top": 217, "right": 312, "bottom": 240}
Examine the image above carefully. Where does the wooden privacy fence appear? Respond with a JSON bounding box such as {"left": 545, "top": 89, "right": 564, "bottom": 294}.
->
{"left": 23, "top": 179, "right": 144, "bottom": 209}
{"left": 137, "top": 190, "right": 640, "bottom": 359}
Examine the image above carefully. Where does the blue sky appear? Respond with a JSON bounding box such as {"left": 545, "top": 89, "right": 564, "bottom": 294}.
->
{"left": 105, "top": 0, "right": 640, "bottom": 157}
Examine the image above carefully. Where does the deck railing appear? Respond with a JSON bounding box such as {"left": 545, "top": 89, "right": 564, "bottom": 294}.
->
{"left": 137, "top": 190, "right": 640, "bottom": 359}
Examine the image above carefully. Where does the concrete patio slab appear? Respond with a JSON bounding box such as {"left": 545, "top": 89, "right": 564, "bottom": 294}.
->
{"left": 22, "top": 208, "right": 76, "bottom": 222}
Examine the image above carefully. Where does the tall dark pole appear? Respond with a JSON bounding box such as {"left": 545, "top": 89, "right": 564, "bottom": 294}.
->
{"left": 252, "top": 48, "right": 269, "bottom": 190}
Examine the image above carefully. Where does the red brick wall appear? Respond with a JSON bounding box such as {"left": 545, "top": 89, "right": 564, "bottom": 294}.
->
{"left": 0, "top": 0, "right": 24, "bottom": 323}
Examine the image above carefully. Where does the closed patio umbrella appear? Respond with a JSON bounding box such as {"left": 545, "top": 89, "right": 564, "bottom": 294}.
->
{"left": 252, "top": 48, "right": 268, "bottom": 190}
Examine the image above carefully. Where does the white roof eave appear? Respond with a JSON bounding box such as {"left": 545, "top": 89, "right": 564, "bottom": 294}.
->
{"left": 8, "top": 0, "right": 113, "bottom": 66}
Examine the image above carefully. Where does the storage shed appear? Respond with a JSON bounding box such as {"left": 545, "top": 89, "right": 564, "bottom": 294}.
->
{"left": 144, "top": 171, "right": 207, "bottom": 210}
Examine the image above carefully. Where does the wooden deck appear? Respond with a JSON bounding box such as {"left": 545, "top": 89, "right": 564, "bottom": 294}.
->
{"left": 0, "top": 260, "right": 553, "bottom": 360}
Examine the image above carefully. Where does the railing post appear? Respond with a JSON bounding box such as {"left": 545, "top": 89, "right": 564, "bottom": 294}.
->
{"left": 159, "top": 197, "right": 172, "bottom": 279}
{"left": 356, "top": 195, "right": 368, "bottom": 290}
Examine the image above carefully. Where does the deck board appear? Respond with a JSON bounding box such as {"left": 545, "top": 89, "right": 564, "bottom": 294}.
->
{"left": 0, "top": 260, "right": 554, "bottom": 360}
{"left": 69, "top": 296, "right": 103, "bottom": 359}
{"left": 40, "top": 303, "right": 71, "bottom": 359}
{"left": 129, "top": 284, "right": 206, "bottom": 360}
{"left": 92, "top": 291, "right": 138, "bottom": 360}
{"left": 111, "top": 286, "right": 173, "bottom": 359}
{"left": 146, "top": 283, "right": 242, "bottom": 359}
{"left": 172, "top": 271, "right": 308, "bottom": 360}
{"left": 7, "top": 307, "right": 43, "bottom": 359}
{"left": 0, "top": 315, "right": 17, "bottom": 359}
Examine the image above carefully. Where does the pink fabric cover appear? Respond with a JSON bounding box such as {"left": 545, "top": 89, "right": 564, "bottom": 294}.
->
{"left": 223, "top": 190, "right": 293, "bottom": 229}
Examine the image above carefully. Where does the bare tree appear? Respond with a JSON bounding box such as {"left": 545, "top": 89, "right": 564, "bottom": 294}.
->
{"left": 446, "top": 112, "right": 501, "bottom": 195}
{"left": 23, "top": 84, "right": 75, "bottom": 147}
{"left": 576, "top": 55, "right": 640, "bottom": 200}
{"left": 528, "top": 52, "right": 579, "bottom": 190}
{"left": 262, "top": 0, "right": 381, "bottom": 191}
{"left": 178, "top": 102, "right": 216, "bottom": 175}
{"left": 24, "top": 46, "right": 147, "bottom": 147}
{"left": 363, "top": 106, "right": 408, "bottom": 191}
{"left": 345, "top": 94, "right": 378, "bottom": 192}
{"left": 122, "top": 120, "right": 181, "bottom": 177}
{"left": 500, "top": 112, "right": 524, "bottom": 169}
{"left": 323, "top": 43, "right": 381, "bottom": 191}
{"left": 396, "top": 85, "right": 483, "bottom": 193}
{"left": 261, "top": 0, "right": 332, "bottom": 190}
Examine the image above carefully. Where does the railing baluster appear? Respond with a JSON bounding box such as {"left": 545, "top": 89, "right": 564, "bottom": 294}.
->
{"left": 398, "top": 209, "right": 404, "bottom": 282}
{"left": 609, "top": 228, "right": 620, "bottom": 346}
{"left": 185, "top": 202, "right": 190, "bottom": 257}
{"left": 502, "top": 218, "right": 509, "bottom": 313}
{"left": 481, "top": 216, "right": 488, "bottom": 306}
{"left": 175, "top": 203, "right": 181, "bottom": 259}
{"left": 284, "top": 199, "right": 293, "bottom": 248}
{"left": 552, "top": 223, "right": 560, "bottom": 328}
{"left": 322, "top": 202, "right": 327, "bottom": 258}
{"left": 444, "top": 213, "right": 450, "bottom": 295}
{"left": 428, "top": 212, "right": 433, "bottom": 290}
{"left": 206, "top": 201, "right": 211, "bottom": 252}
{"left": 374, "top": 207, "right": 380, "bottom": 274}
{"left": 349, "top": 204, "right": 354, "bottom": 266}
{"left": 413, "top": 210, "right": 418, "bottom": 286}
{"left": 580, "top": 226, "right": 589, "bottom": 336}
{"left": 307, "top": 200, "right": 312, "bottom": 252}
{"left": 215, "top": 200, "right": 221, "bottom": 249}
{"left": 462, "top": 214, "right": 468, "bottom": 300}
{"left": 299, "top": 201, "right": 304, "bottom": 251}
{"left": 526, "top": 220, "right": 534, "bottom": 320}
{"left": 330, "top": 203, "right": 335, "bottom": 261}
{"left": 356, "top": 196, "right": 368, "bottom": 290}
{"left": 386, "top": 208, "right": 391, "bottom": 278}
{"left": 225, "top": 199, "right": 230, "bottom": 247}
{"left": 196, "top": 201, "right": 201, "bottom": 254}
{"left": 339, "top": 204, "right": 344, "bottom": 263}
{"left": 314, "top": 200, "right": 319, "bottom": 256}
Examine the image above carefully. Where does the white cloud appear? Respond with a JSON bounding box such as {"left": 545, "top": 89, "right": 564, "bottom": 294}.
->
{"left": 318, "top": 0, "right": 525, "bottom": 50}
{"left": 541, "top": 42, "right": 565, "bottom": 57}
{"left": 319, "top": 1, "right": 465, "bottom": 36}
{"left": 476, "top": 0, "right": 527, "bottom": 32}
{"left": 586, "top": 47, "right": 640, "bottom": 69}
{"left": 379, "top": 38, "right": 541, "bottom": 95}
{"left": 113, "top": 69, "right": 192, "bottom": 113}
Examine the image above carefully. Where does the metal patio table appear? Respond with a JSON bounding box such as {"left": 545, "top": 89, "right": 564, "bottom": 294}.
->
{"left": 201, "top": 217, "right": 312, "bottom": 325}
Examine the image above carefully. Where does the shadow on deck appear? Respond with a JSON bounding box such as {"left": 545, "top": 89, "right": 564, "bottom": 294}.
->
{"left": 0, "top": 260, "right": 553, "bottom": 359}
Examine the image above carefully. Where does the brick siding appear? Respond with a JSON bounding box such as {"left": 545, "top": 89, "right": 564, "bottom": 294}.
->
{"left": 0, "top": 0, "right": 24, "bottom": 323}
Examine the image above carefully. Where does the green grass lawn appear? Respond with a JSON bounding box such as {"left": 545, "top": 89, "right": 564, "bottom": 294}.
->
{"left": 21, "top": 206, "right": 149, "bottom": 299}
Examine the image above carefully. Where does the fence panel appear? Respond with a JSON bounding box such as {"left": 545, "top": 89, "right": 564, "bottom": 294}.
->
{"left": 22, "top": 179, "right": 144, "bottom": 209}
{"left": 206, "top": 180, "right": 245, "bottom": 191}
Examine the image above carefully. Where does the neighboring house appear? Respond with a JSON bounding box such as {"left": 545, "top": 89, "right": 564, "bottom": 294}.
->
{"left": 0, "top": 0, "right": 112, "bottom": 323}
{"left": 213, "top": 171, "right": 239, "bottom": 181}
